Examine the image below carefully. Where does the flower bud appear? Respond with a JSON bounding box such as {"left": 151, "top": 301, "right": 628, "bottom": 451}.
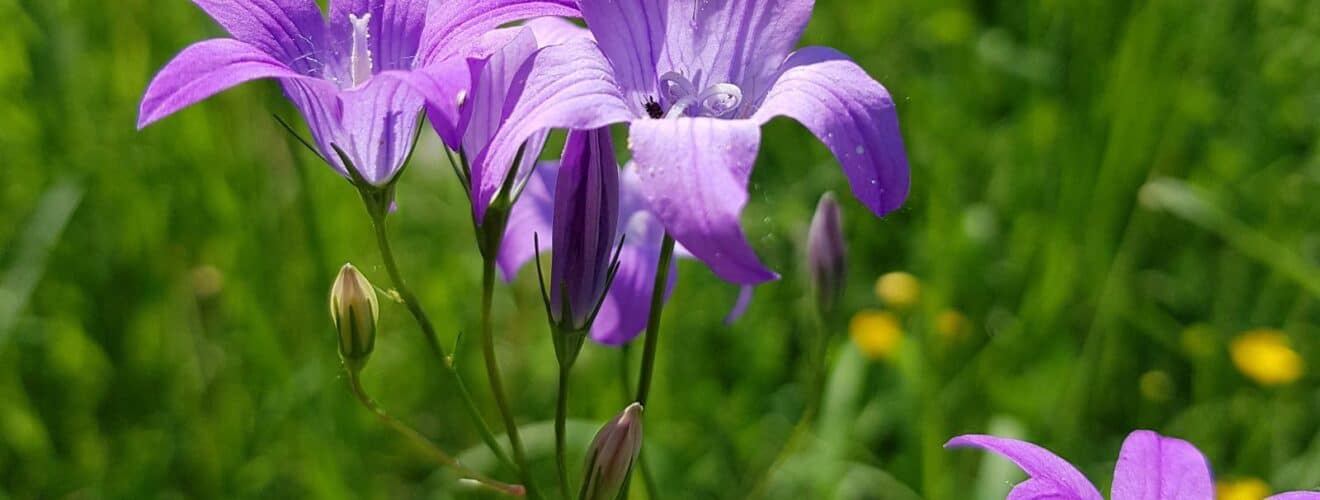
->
{"left": 330, "top": 263, "right": 378, "bottom": 370}
{"left": 550, "top": 127, "right": 620, "bottom": 330}
{"left": 579, "top": 403, "right": 644, "bottom": 500}
{"left": 807, "top": 192, "right": 846, "bottom": 315}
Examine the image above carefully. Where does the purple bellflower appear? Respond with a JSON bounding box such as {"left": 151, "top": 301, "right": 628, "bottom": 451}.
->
{"left": 469, "top": 0, "right": 911, "bottom": 285}
{"left": 138, "top": 0, "right": 577, "bottom": 187}
{"left": 947, "top": 430, "right": 1320, "bottom": 500}
{"left": 807, "top": 192, "right": 846, "bottom": 314}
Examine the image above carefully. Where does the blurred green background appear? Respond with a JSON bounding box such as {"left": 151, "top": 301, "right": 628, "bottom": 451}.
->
{"left": 2, "top": 0, "right": 1318, "bottom": 498}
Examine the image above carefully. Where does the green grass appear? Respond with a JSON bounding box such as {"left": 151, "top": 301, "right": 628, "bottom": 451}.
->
{"left": 2, "top": 0, "right": 1318, "bottom": 498}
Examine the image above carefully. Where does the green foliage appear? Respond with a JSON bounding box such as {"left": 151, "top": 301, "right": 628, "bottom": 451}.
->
{"left": 1, "top": 0, "right": 1317, "bottom": 498}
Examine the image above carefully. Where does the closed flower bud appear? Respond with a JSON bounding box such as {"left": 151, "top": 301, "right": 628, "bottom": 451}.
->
{"left": 551, "top": 127, "right": 621, "bottom": 331}
{"left": 807, "top": 192, "right": 846, "bottom": 315}
{"left": 579, "top": 403, "right": 643, "bottom": 500}
{"left": 330, "top": 263, "right": 378, "bottom": 370}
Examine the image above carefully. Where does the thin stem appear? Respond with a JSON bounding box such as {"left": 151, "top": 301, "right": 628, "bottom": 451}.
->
{"left": 621, "top": 233, "right": 676, "bottom": 500}
{"left": 481, "top": 256, "right": 542, "bottom": 499}
{"left": 365, "top": 206, "right": 516, "bottom": 472}
{"left": 346, "top": 371, "right": 526, "bottom": 497}
{"left": 555, "top": 364, "right": 573, "bottom": 500}
{"left": 634, "top": 234, "right": 676, "bottom": 405}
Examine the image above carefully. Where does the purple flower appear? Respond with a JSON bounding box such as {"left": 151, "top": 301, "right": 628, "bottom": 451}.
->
{"left": 807, "top": 192, "right": 846, "bottom": 314}
{"left": 138, "top": 0, "right": 577, "bottom": 186}
{"left": 947, "top": 430, "right": 1320, "bottom": 500}
{"left": 468, "top": 0, "right": 910, "bottom": 284}
{"left": 548, "top": 128, "right": 621, "bottom": 330}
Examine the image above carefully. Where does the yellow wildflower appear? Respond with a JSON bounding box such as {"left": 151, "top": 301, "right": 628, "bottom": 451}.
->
{"left": 935, "top": 309, "right": 969, "bottom": 342}
{"left": 1230, "top": 329, "right": 1304, "bottom": 386}
{"left": 1216, "top": 477, "right": 1272, "bottom": 500}
{"left": 874, "top": 272, "right": 920, "bottom": 310}
{"left": 850, "top": 310, "right": 903, "bottom": 360}
{"left": 1138, "top": 370, "right": 1173, "bottom": 402}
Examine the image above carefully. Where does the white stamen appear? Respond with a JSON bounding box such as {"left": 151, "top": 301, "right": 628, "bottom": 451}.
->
{"left": 656, "top": 71, "right": 743, "bottom": 119}
{"left": 349, "top": 13, "right": 373, "bottom": 87}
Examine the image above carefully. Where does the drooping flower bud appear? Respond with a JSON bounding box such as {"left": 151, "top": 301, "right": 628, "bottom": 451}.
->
{"left": 807, "top": 192, "right": 846, "bottom": 315}
{"left": 579, "top": 403, "right": 644, "bottom": 500}
{"left": 330, "top": 263, "right": 378, "bottom": 371}
{"left": 550, "top": 127, "right": 621, "bottom": 331}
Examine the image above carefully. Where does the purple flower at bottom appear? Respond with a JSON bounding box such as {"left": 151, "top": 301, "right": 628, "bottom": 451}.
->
{"left": 946, "top": 430, "right": 1320, "bottom": 500}
{"left": 468, "top": 0, "right": 911, "bottom": 285}
{"left": 138, "top": 0, "right": 577, "bottom": 186}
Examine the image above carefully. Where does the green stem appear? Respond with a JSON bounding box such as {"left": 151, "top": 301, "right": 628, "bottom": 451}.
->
{"left": 346, "top": 371, "right": 525, "bottom": 497}
{"left": 634, "top": 234, "right": 676, "bottom": 405}
{"left": 555, "top": 364, "right": 572, "bottom": 500}
{"left": 481, "top": 256, "right": 542, "bottom": 499}
{"left": 365, "top": 205, "right": 516, "bottom": 473}
{"left": 621, "top": 234, "right": 676, "bottom": 500}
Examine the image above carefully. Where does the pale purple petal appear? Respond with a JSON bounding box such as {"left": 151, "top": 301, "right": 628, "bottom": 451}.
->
{"left": 724, "top": 285, "right": 754, "bottom": 324}
{"left": 1269, "top": 493, "right": 1320, "bottom": 499}
{"left": 335, "top": 77, "right": 426, "bottom": 185}
{"left": 578, "top": 0, "right": 666, "bottom": 113}
{"left": 329, "top": 0, "right": 428, "bottom": 72}
{"left": 280, "top": 79, "right": 346, "bottom": 173}
{"left": 417, "top": 0, "right": 580, "bottom": 65}
{"left": 657, "top": 0, "right": 814, "bottom": 101}
{"left": 945, "top": 435, "right": 1103, "bottom": 500}
{"left": 191, "top": 0, "right": 328, "bottom": 72}
{"left": 471, "top": 39, "right": 634, "bottom": 222}
{"left": 139, "top": 39, "right": 329, "bottom": 129}
{"left": 629, "top": 117, "right": 777, "bottom": 285}
{"left": 385, "top": 58, "right": 471, "bottom": 150}
{"left": 752, "top": 46, "right": 909, "bottom": 217}
{"left": 462, "top": 28, "right": 540, "bottom": 167}
{"left": 524, "top": 17, "right": 594, "bottom": 47}
{"left": 591, "top": 241, "right": 673, "bottom": 345}
{"left": 1111, "top": 431, "right": 1213, "bottom": 500}
{"left": 499, "top": 161, "right": 559, "bottom": 282}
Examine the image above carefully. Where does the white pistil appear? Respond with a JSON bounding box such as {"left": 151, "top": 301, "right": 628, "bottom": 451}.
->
{"left": 348, "top": 13, "right": 373, "bottom": 87}
{"left": 656, "top": 71, "right": 743, "bottom": 119}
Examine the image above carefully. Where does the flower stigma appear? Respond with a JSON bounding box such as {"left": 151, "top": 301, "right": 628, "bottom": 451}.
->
{"left": 349, "top": 13, "right": 374, "bottom": 87}
{"left": 657, "top": 72, "right": 743, "bottom": 119}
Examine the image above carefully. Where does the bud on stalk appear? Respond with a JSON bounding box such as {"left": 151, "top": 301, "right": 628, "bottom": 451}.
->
{"left": 579, "top": 403, "right": 644, "bottom": 500}
{"left": 550, "top": 127, "right": 621, "bottom": 332}
{"left": 807, "top": 192, "right": 846, "bottom": 315}
{"left": 330, "top": 263, "right": 379, "bottom": 371}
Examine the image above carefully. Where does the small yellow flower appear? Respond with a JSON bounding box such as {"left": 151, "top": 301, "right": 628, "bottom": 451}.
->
{"left": 935, "top": 309, "right": 969, "bottom": 342}
{"left": 1216, "top": 477, "right": 1272, "bottom": 500}
{"left": 1230, "top": 329, "right": 1304, "bottom": 386}
{"left": 874, "top": 272, "right": 921, "bottom": 310}
{"left": 850, "top": 310, "right": 903, "bottom": 360}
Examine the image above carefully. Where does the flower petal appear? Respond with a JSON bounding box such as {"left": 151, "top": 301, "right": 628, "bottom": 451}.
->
{"left": 629, "top": 117, "right": 777, "bottom": 285}
{"left": 1268, "top": 493, "right": 1320, "bottom": 500}
{"left": 417, "top": 0, "right": 580, "bottom": 65}
{"left": 724, "top": 285, "right": 754, "bottom": 324}
{"left": 945, "top": 435, "right": 1103, "bottom": 500}
{"left": 191, "top": 0, "right": 327, "bottom": 72}
{"left": 329, "top": 0, "right": 428, "bottom": 72}
{"left": 280, "top": 78, "right": 346, "bottom": 173}
{"left": 591, "top": 239, "right": 674, "bottom": 345}
{"left": 462, "top": 28, "right": 540, "bottom": 167}
{"left": 578, "top": 0, "right": 667, "bottom": 112}
{"left": 524, "top": 16, "right": 594, "bottom": 46}
{"left": 335, "top": 76, "right": 426, "bottom": 185}
{"left": 139, "top": 39, "right": 328, "bottom": 129}
{"left": 658, "top": 0, "right": 814, "bottom": 99}
{"left": 752, "top": 46, "right": 910, "bottom": 217}
{"left": 1111, "top": 431, "right": 1213, "bottom": 500}
{"left": 470, "top": 39, "right": 634, "bottom": 222}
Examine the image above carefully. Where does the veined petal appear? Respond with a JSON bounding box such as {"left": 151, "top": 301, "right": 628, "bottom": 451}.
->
{"left": 280, "top": 78, "right": 346, "bottom": 173}
{"left": 471, "top": 38, "right": 634, "bottom": 222}
{"left": 658, "top": 0, "right": 814, "bottom": 101}
{"left": 524, "top": 16, "right": 594, "bottom": 47}
{"left": 417, "top": 0, "right": 580, "bottom": 65}
{"left": 1111, "top": 431, "right": 1213, "bottom": 500}
{"left": 329, "top": 0, "right": 428, "bottom": 72}
{"left": 1269, "top": 493, "right": 1320, "bottom": 500}
{"left": 462, "top": 28, "right": 540, "bottom": 167}
{"left": 945, "top": 435, "right": 1104, "bottom": 500}
{"left": 630, "top": 117, "right": 777, "bottom": 285}
{"left": 579, "top": 0, "right": 667, "bottom": 113}
{"left": 591, "top": 239, "right": 674, "bottom": 345}
{"left": 191, "top": 0, "right": 327, "bottom": 73}
{"left": 139, "top": 38, "right": 329, "bottom": 129}
{"left": 753, "top": 46, "right": 909, "bottom": 217}
{"left": 336, "top": 76, "right": 425, "bottom": 185}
